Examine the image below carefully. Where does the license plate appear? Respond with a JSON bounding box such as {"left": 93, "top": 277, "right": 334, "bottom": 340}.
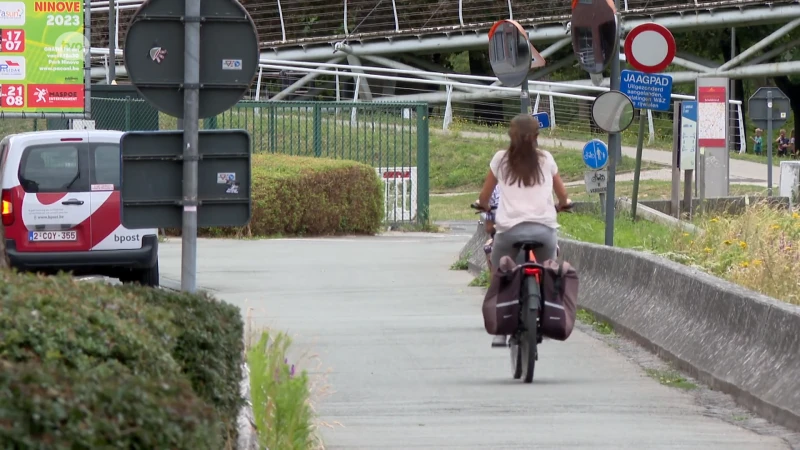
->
{"left": 28, "top": 231, "right": 77, "bottom": 242}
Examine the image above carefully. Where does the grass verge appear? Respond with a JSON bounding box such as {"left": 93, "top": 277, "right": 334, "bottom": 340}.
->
{"left": 576, "top": 309, "right": 614, "bottom": 335}
{"left": 644, "top": 369, "right": 698, "bottom": 390}
{"left": 429, "top": 133, "right": 659, "bottom": 192}
{"left": 562, "top": 203, "right": 800, "bottom": 305}
{"left": 247, "top": 331, "right": 317, "bottom": 450}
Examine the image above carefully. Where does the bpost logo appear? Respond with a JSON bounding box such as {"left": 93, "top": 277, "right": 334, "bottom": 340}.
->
{"left": 114, "top": 234, "right": 141, "bottom": 243}
{"left": 0, "top": 2, "right": 25, "bottom": 26}
{"left": 54, "top": 32, "right": 88, "bottom": 60}
{"left": 0, "top": 57, "right": 25, "bottom": 80}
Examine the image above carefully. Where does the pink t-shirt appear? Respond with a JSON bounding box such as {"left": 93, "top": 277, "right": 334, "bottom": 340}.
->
{"left": 489, "top": 149, "right": 559, "bottom": 232}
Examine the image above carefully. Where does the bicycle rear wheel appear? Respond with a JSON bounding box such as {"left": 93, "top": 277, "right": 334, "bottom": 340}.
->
{"left": 521, "top": 278, "right": 539, "bottom": 383}
{"left": 510, "top": 335, "right": 522, "bottom": 379}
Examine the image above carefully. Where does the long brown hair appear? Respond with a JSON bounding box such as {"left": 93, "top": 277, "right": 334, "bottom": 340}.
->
{"left": 502, "top": 114, "right": 543, "bottom": 187}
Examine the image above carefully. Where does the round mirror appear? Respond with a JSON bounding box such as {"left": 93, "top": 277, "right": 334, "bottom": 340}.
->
{"left": 591, "top": 90, "right": 634, "bottom": 133}
{"left": 488, "top": 20, "right": 532, "bottom": 87}
{"left": 570, "top": 1, "right": 618, "bottom": 74}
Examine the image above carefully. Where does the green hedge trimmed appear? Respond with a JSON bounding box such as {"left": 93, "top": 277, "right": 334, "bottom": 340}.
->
{"left": 248, "top": 154, "right": 383, "bottom": 236}
{"left": 169, "top": 154, "right": 384, "bottom": 237}
{"left": 0, "top": 271, "right": 244, "bottom": 448}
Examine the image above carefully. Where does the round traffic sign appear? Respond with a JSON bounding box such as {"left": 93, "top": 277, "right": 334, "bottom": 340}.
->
{"left": 624, "top": 23, "right": 676, "bottom": 74}
{"left": 124, "top": 0, "right": 259, "bottom": 119}
{"left": 582, "top": 139, "right": 609, "bottom": 170}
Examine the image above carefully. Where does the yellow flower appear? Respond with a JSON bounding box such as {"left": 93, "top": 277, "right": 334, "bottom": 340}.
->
{"left": 793, "top": 212, "right": 800, "bottom": 219}
{"left": 752, "top": 259, "right": 763, "bottom": 266}
{"left": 739, "top": 241, "right": 747, "bottom": 249}
{"left": 710, "top": 218, "right": 719, "bottom": 223}
{"left": 704, "top": 247, "right": 712, "bottom": 253}
{"left": 723, "top": 240, "right": 732, "bottom": 245}
{"left": 682, "top": 233, "right": 689, "bottom": 237}
{"left": 772, "top": 224, "right": 781, "bottom": 230}
{"left": 689, "top": 240, "right": 695, "bottom": 245}
{"left": 740, "top": 261, "right": 749, "bottom": 268}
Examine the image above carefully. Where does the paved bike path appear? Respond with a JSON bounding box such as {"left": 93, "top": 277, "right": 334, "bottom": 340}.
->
{"left": 158, "top": 235, "right": 787, "bottom": 449}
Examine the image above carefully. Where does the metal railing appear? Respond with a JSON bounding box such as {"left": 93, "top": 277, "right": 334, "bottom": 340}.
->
{"left": 6, "top": 98, "right": 431, "bottom": 225}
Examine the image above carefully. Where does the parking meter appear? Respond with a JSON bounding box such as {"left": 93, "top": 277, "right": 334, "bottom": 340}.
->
{"left": 570, "top": 0, "right": 618, "bottom": 74}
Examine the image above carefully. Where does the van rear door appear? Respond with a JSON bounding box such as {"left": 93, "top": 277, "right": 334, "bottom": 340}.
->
{"left": 16, "top": 137, "right": 92, "bottom": 252}
{"left": 88, "top": 138, "right": 156, "bottom": 250}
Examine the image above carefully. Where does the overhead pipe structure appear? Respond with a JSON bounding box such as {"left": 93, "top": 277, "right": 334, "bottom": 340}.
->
{"left": 259, "top": 4, "right": 800, "bottom": 61}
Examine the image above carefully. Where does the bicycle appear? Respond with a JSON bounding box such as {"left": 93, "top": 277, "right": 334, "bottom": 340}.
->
{"left": 470, "top": 200, "right": 573, "bottom": 383}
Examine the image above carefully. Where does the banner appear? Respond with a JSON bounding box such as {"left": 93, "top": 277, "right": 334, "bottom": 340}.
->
{"left": 0, "top": 1, "right": 84, "bottom": 113}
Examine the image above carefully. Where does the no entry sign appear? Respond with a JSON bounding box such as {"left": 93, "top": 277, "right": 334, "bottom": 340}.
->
{"left": 624, "top": 23, "right": 676, "bottom": 74}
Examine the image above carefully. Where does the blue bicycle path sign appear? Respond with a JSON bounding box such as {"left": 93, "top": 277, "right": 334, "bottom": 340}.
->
{"left": 582, "top": 139, "right": 609, "bottom": 170}
{"left": 532, "top": 112, "right": 550, "bottom": 129}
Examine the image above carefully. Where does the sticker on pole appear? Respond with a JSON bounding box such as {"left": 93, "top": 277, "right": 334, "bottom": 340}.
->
{"left": 624, "top": 23, "right": 675, "bottom": 74}
{"left": 582, "top": 139, "right": 609, "bottom": 170}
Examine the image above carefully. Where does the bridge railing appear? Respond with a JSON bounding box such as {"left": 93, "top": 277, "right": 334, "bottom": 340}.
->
{"left": 254, "top": 59, "right": 748, "bottom": 154}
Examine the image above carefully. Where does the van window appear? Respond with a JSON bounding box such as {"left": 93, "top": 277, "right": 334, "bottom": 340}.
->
{"left": 19, "top": 144, "right": 86, "bottom": 193}
{"left": 92, "top": 144, "right": 120, "bottom": 188}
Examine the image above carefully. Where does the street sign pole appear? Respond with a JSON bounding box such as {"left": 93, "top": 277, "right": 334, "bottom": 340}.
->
{"left": 768, "top": 90, "right": 773, "bottom": 196}
{"left": 181, "top": 0, "right": 201, "bottom": 293}
{"left": 630, "top": 109, "right": 647, "bottom": 219}
{"left": 604, "top": 0, "right": 621, "bottom": 247}
{"left": 521, "top": 80, "right": 531, "bottom": 115}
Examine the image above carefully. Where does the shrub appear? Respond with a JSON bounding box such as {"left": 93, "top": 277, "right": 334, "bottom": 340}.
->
{"left": 0, "top": 271, "right": 247, "bottom": 446}
{"left": 128, "top": 286, "right": 246, "bottom": 434}
{"left": 250, "top": 154, "right": 383, "bottom": 235}
{"left": 0, "top": 360, "right": 222, "bottom": 449}
{"left": 0, "top": 271, "right": 179, "bottom": 377}
{"left": 168, "top": 154, "right": 384, "bottom": 237}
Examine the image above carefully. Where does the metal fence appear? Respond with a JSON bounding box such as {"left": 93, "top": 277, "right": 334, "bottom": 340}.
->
{"left": 1, "top": 98, "right": 430, "bottom": 225}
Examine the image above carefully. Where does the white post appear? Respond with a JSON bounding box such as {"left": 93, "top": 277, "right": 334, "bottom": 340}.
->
{"left": 443, "top": 84, "right": 453, "bottom": 130}
{"left": 549, "top": 96, "right": 556, "bottom": 129}
{"left": 647, "top": 109, "right": 655, "bottom": 144}
{"left": 533, "top": 94, "right": 541, "bottom": 114}
{"left": 350, "top": 76, "right": 360, "bottom": 126}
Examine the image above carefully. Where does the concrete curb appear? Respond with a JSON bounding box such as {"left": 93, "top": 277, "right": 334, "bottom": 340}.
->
{"left": 459, "top": 225, "right": 800, "bottom": 433}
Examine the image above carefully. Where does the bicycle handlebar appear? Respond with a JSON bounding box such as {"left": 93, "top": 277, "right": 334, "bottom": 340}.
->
{"left": 470, "top": 200, "right": 574, "bottom": 213}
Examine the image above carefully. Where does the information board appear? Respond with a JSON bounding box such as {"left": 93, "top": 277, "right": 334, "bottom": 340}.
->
{"left": 619, "top": 70, "right": 672, "bottom": 112}
{"left": 0, "top": 1, "right": 85, "bottom": 113}
{"left": 697, "top": 85, "right": 727, "bottom": 148}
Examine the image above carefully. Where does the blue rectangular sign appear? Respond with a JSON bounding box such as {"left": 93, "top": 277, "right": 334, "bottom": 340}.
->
{"left": 532, "top": 112, "right": 550, "bottom": 129}
{"left": 620, "top": 70, "right": 673, "bottom": 112}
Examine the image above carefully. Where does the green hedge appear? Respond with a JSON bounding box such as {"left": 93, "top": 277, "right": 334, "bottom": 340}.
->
{"left": 168, "top": 154, "right": 384, "bottom": 237}
{"left": 0, "top": 271, "right": 244, "bottom": 448}
{"left": 248, "top": 154, "right": 383, "bottom": 236}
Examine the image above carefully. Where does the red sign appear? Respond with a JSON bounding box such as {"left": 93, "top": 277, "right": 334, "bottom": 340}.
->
{"left": 697, "top": 86, "right": 727, "bottom": 148}
{"left": 624, "top": 23, "right": 675, "bottom": 74}
{"left": 383, "top": 171, "right": 411, "bottom": 179}
{"left": 0, "top": 29, "right": 24, "bottom": 53}
{"left": 1, "top": 84, "right": 24, "bottom": 107}
{"left": 27, "top": 84, "right": 84, "bottom": 109}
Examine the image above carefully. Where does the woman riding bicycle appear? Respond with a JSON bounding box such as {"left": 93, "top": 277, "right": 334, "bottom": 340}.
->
{"left": 475, "top": 113, "right": 572, "bottom": 348}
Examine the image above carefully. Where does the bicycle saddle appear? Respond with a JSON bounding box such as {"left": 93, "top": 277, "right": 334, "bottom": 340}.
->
{"left": 512, "top": 240, "right": 544, "bottom": 250}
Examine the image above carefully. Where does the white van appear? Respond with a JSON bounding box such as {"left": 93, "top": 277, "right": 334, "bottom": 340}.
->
{"left": 0, "top": 130, "right": 159, "bottom": 286}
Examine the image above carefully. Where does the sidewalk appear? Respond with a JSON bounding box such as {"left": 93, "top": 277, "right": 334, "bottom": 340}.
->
{"left": 440, "top": 129, "right": 776, "bottom": 187}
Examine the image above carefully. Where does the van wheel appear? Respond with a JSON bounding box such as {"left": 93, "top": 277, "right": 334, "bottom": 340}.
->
{"left": 121, "top": 263, "right": 159, "bottom": 288}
